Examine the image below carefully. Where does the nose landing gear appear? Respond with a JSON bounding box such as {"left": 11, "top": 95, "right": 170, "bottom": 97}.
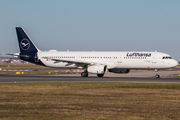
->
{"left": 155, "top": 69, "right": 160, "bottom": 78}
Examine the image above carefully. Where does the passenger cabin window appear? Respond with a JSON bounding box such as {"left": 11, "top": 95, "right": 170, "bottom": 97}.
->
{"left": 162, "top": 56, "right": 172, "bottom": 59}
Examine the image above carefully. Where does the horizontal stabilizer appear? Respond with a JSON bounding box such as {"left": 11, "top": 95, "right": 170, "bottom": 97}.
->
{"left": 5, "top": 53, "right": 29, "bottom": 58}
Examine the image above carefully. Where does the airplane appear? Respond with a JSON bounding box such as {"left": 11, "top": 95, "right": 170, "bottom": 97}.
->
{"left": 7, "top": 27, "right": 178, "bottom": 78}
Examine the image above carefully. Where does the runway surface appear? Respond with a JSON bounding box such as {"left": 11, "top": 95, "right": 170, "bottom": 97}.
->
{"left": 0, "top": 74, "right": 180, "bottom": 83}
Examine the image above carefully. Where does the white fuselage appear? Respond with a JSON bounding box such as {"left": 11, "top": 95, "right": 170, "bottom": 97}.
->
{"left": 14, "top": 27, "right": 178, "bottom": 78}
{"left": 38, "top": 51, "right": 178, "bottom": 70}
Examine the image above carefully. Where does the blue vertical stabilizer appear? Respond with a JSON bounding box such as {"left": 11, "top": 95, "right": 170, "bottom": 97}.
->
{"left": 16, "top": 27, "right": 38, "bottom": 53}
{"left": 15, "top": 27, "right": 44, "bottom": 66}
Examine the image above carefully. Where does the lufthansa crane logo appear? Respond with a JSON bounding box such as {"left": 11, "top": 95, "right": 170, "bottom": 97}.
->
{"left": 20, "top": 39, "right": 30, "bottom": 50}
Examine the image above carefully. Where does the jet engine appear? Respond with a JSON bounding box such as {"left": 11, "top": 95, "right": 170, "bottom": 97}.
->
{"left": 87, "top": 65, "right": 106, "bottom": 74}
{"left": 108, "top": 68, "right": 130, "bottom": 74}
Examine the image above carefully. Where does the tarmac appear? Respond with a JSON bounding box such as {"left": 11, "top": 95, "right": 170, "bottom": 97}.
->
{"left": 0, "top": 71, "right": 180, "bottom": 83}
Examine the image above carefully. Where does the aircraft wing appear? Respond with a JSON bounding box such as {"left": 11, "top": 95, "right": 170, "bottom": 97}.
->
{"left": 42, "top": 57, "right": 97, "bottom": 67}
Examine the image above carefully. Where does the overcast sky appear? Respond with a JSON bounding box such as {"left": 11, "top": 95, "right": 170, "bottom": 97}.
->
{"left": 0, "top": 0, "right": 180, "bottom": 60}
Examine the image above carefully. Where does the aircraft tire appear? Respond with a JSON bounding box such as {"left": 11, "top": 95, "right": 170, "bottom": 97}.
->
{"left": 97, "top": 74, "right": 104, "bottom": 77}
{"left": 81, "top": 72, "right": 88, "bottom": 77}
{"left": 155, "top": 75, "right": 160, "bottom": 78}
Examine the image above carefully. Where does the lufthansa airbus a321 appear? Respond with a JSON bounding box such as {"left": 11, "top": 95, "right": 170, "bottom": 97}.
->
{"left": 7, "top": 27, "right": 178, "bottom": 78}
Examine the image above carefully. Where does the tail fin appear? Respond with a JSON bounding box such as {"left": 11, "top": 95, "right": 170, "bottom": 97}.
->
{"left": 16, "top": 27, "right": 39, "bottom": 53}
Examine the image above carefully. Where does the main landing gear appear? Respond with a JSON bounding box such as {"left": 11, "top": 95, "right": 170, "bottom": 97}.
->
{"left": 155, "top": 69, "right": 160, "bottom": 78}
{"left": 81, "top": 70, "right": 105, "bottom": 77}
{"left": 81, "top": 70, "right": 88, "bottom": 77}
{"left": 81, "top": 72, "right": 104, "bottom": 77}
{"left": 97, "top": 74, "right": 104, "bottom": 77}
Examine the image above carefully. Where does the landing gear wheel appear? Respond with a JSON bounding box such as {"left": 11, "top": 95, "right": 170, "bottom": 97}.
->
{"left": 97, "top": 74, "right": 104, "bottom": 77}
{"left": 81, "top": 72, "right": 88, "bottom": 77}
{"left": 155, "top": 75, "right": 160, "bottom": 78}
{"left": 154, "top": 69, "right": 160, "bottom": 78}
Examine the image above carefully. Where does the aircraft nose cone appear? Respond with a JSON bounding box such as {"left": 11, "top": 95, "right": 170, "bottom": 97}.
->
{"left": 172, "top": 60, "right": 178, "bottom": 67}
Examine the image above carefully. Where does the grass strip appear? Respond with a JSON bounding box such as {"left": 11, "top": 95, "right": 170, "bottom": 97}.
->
{"left": 0, "top": 82, "right": 180, "bottom": 120}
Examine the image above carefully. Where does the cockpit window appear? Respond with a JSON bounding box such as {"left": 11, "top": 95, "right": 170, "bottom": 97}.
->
{"left": 162, "top": 56, "right": 172, "bottom": 59}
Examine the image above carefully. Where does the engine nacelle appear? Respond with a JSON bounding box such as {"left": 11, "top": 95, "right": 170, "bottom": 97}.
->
{"left": 108, "top": 69, "right": 130, "bottom": 74}
{"left": 87, "top": 65, "right": 106, "bottom": 74}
